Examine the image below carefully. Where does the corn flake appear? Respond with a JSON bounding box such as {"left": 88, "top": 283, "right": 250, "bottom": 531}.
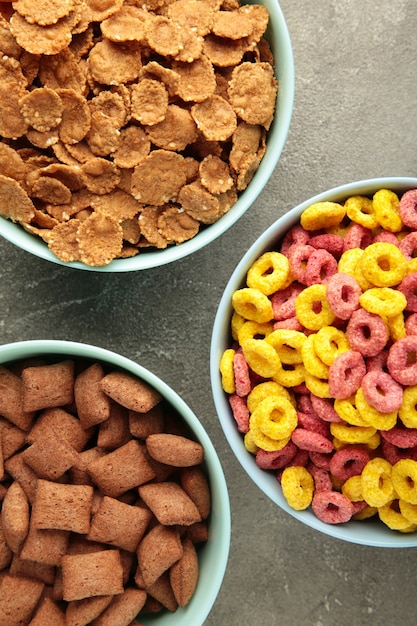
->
{"left": 130, "top": 79, "right": 169, "bottom": 126}
{"left": 191, "top": 95, "right": 237, "bottom": 141}
{"left": 131, "top": 150, "right": 187, "bottom": 205}
{"left": 9, "top": 11, "right": 73, "bottom": 55}
{"left": 100, "top": 5, "right": 148, "bottom": 42}
{"left": 48, "top": 219, "right": 81, "bottom": 263}
{"left": 172, "top": 55, "right": 216, "bottom": 102}
{"left": 178, "top": 180, "right": 220, "bottom": 224}
{"left": 157, "top": 205, "right": 200, "bottom": 243}
{"left": 145, "top": 104, "right": 198, "bottom": 152}
{"left": 77, "top": 213, "right": 123, "bottom": 266}
{"left": 212, "top": 9, "right": 253, "bottom": 39}
{"left": 167, "top": 0, "right": 215, "bottom": 37}
{"left": 228, "top": 61, "right": 277, "bottom": 127}
{"left": 139, "top": 206, "right": 169, "bottom": 249}
{"left": 19, "top": 87, "right": 63, "bottom": 133}
{"left": 88, "top": 39, "right": 142, "bottom": 86}
{"left": 112, "top": 126, "right": 151, "bottom": 169}
{"left": 12, "top": 0, "right": 75, "bottom": 27}
{"left": 56, "top": 88, "right": 92, "bottom": 144}
{"left": 146, "top": 14, "right": 181, "bottom": 57}
{"left": 0, "top": 175, "right": 35, "bottom": 223}
{"left": 199, "top": 154, "right": 233, "bottom": 194}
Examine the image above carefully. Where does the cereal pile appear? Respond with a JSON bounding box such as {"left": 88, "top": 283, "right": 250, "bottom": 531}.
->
{"left": 0, "top": 358, "right": 211, "bottom": 622}
{"left": 220, "top": 188, "right": 417, "bottom": 531}
{"left": 0, "top": 0, "right": 277, "bottom": 266}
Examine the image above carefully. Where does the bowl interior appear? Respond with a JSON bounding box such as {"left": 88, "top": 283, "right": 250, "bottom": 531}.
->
{"left": 211, "top": 177, "right": 417, "bottom": 547}
{"left": 0, "top": 0, "right": 295, "bottom": 272}
{"left": 0, "top": 340, "right": 231, "bottom": 625}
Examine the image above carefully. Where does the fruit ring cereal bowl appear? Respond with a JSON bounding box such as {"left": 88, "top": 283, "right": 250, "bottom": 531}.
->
{"left": 0, "top": 339, "right": 230, "bottom": 625}
{"left": 211, "top": 177, "right": 417, "bottom": 547}
{"left": 0, "top": 0, "right": 294, "bottom": 272}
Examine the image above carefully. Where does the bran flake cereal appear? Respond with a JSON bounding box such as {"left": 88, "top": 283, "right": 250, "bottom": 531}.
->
{"left": 0, "top": 355, "right": 211, "bottom": 620}
{"left": 0, "top": 0, "right": 278, "bottom": 266}
{"left": 220, "top": 187, "right": 417, "bottom": 531}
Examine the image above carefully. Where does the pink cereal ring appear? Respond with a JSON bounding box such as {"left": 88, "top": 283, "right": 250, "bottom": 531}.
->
{"left": 361, "top": 370, "right": 403, "bottom": 413}
{"left": 387, "top": 336, "right": 417, "bottom": 386}
{"left": 380, "top": 424, "right": 417, "bottom": 449}
{"left": 273, "top": 317, "right": 304, "bottom": 331}
{"left": 309, "top": 450, "right": 333, "bottom": 470}
{"left": 229, "top": 394, "right": 250, "bottom": 433}
{"left": 343, "top": 224, "right": 373, "bottom": 252}
{"left": 328, "top": 350, "right": 366, "bottom": 400}
{"left": 405, "top": 313, "right": 417, "bottom": 335}
{"left": 381, "top": 440, "right": 417, "bottom": 464}
{"left": 306, "top": 249, "right": 338, "bottom": 286}
{"left": 398, "top": 273, "right": 417, "bottom": 312}
{"left": 310, "top": 394, "right": 343, "bottom": 423}
{"left": 329, "top": 447, "right": 371, "bottom": 481}
{"left": 280, "top": 224, "right": 310, "bottom": 256}
{"left": 399, "top": 189, "right": 417, "bottom": 229}
{"left": 373, "top": 231, "right": 399, "bottom": 246}
{"left": 309, "top": 233, "right": 344, "bottom": 258}
{"left": 255, "top": 441, "right": 298, "bottom": 470}
{"left": 312, "top": 490, "right": 354, "bottom": 524}
{"left": 297, "top": 394, "right": 315, "bottom": 415}
{"left": 288, "top": 244, "right": 315, "bottom": 285}
{"left": 291, "top": 427, "right": 333, "bottom": 454}
{"left": 346, "top": 308, "right": 389, "bottom": 357}
{"left": 271, "top": 282, "right": 303, "bottom": 320}
{"left": 233, "top": 350, "right": 251, "bottom": 397}
{"left": 307, "top": 463, "right": 333, "bottom": 491}
{"left": 365, "top": 349, "right": 389, "bottom": 372}
{"left": 326, "top": 272, "right": 362, "bottom": 320}
{"left": 296, "top": 411, "right": 330, "bottom": 438}
{"left": 398, "top": 232, "right": 417, "bottom": 260}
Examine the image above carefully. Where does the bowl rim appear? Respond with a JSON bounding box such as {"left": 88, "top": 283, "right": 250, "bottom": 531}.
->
{"left": 0, "top": 339, "right": 231, "bottom": 625}
{"left": 0, "top": 0, "right": 295, "bottom": 273}
{"left": 210, "top": 176, "right": 417, "bottom": 547}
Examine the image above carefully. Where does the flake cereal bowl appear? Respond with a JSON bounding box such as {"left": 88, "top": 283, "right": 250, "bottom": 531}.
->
{"left": 0, "top": 340, "right": 231, "bottom": 625}
{"left": 210, "top": 177, "right": 417, "bottom": 547}
{"left": 0, "top": 0, "right": 294, "bottom": 272}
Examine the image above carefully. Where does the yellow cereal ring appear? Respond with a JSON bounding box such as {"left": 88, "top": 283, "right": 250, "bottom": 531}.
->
{"left": 250, "top": 427, "right": 291, "bottom": 452}
{"left": 232, "top": 287, "right": 274, "bottom": 323}
{"left": 407, "top": 257, "right": 417, "bottom": 275}
{"left": 250, "top": 396, "right": 297, "bottom": 440}
{"left": 266, "top": 329, "right": 306, "bottom": 364}
{"left": 231, "top": 310, "right": 245, "bottom": 340}
{"left": 338, "top": 248, "right": 373, "bottom": 290}
{"left": 378, "top": 501, "right": 416, "bottom": 531}
{"left": 273, "top": 362, "right": 306, "bottom": 387}
{"left": 352, "top": 505, "right": 378, "bottom": 520}
{"left": 345, "top": 195, "right": 378, "bottom": 229}
{"left": 359, "top": 287, "right": 407, "bottom": 317}
{"left": 391, "top": 459, "right": 417, "bottom": 504}
{"left": 219, "top": 348, "right": 236, "bottom": 394}
{"left": 301, "top": 334, "right": 329, "bottom": 378}
{"left": 361, "top": 458, "right": 395, "bottom": 508}
{"left": 247, "top": 381, "right": 292, "bottom": 414}
{"left": 363, "top": 432, "right": 381, "bottom": 450}
{"left": 373, "top": 188, "right": 403, "bottom": 232}
{"left": 300, "top": 201, "right": 346, "bottom": 231}
{"left": 237, "top": 320, "right": 273, "bottom": 345}
{"left": 342, "top": 475, "right": 363, "bottom": 502}
{"left": 359, "top": 242, "right": 407, "bottom": 287}
{"left": 295, "top": 284, "right": 336, "bottom": 331}
{"left": 246, "top": 251, "right": 290, "bottom": 296}
{"left": 355, "top": 388, "right": 398, "bottom": 431}
{"left": 281, "top": 466, "right": 314, "bottom": 510}
{"left": 330, "top": 422, "right": 376, "bottom": 445}
{"left": 334, "top": 397, "right": 369, "bottom": 427}
{"left": 304, "top": 371, "right": 331, "bottom": 398}
{"left": 399, "top": 499, "right": 417, "bottom": 524}
{"left": 313, "top": 326, "right": 349, "bottom": 366}
{"left": 399, "top": 385, "right": 417, "bottom": 428}
{"left": 386, "top": 312, "right": 407, "bottom": 341}
{"left": 243, "top": 429, "right": 259, "bottom": 454}
{"left": 241, "top": 338, "right": 281, "bottom": 378}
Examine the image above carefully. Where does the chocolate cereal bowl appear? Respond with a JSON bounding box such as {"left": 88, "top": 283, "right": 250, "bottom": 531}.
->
{"left": 0, "top": 339, "right": 230, "bottom": 625}
{"left": 0, "top": 0, "right": 294, "bottom": 272}
{"left": 210, "top": 177, "right": 417, "bottom": 548}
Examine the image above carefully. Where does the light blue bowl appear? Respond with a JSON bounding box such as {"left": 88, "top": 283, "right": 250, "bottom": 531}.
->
{"left": 0, "top": 340, "right": 231, "bottom": 624}
{"left": 0, "top": 0, "right": 294, "bottom": 271}
{"left": 211, "top": 177, "right": 417, "bottom": 547}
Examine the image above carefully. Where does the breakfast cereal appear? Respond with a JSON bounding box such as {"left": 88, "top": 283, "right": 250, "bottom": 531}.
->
{"left": 0, "top": 0, "right": 278, "bottom": 266}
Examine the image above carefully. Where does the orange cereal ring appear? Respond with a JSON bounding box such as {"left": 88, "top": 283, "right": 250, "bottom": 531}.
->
{"left": 300, "top": 201, "right": 346, "bottom": 231}
{"left": 241, "top": 338, "right": 281, "bottom": 378}
{"left": 329, "top": 351, "right": 366, "bottom": 400}
{"left": 313, "top": 326, "right": 349, "bottom": 366}
{"left": 344, "top": 195, "right": 378, "bottom": 230}
{"left": 246, "top": 251, "right": 290, "bottom": 295}
{"left": 311, "top": 490, "right": 354, "bottom": 524}
{"left": 219, "top": 349, "right": 235, "bottom": 394}
{"left": 232, "top": 288, "right": 273, "bottom": 323}
{"left": 359, "top": 287, "right": 406, "bottom": 317}
{"left": 359, "top": 242, "right": 407, "bottom": 287}
{"left": 391, "top": 459, "right": 417, "bottom": 504}
{"left": 280, "top": 466, "right": 314, "bottom": 510}
{"left": 265, "top": 329, "right": 305, "bottom": 364}
{"left": 250, "top": 396, "right": 297, "bottom": 441}
{"left": 373, "top": 188, "right": 402, "bottom": 232}
{"left": 361, "top": 457, "right": 395, "bottom": 508}
{"left": 295, "top": 284, "right": 336, "bottom": 331}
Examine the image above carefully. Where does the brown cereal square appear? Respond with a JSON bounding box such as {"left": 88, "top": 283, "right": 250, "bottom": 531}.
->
{"left": 100, "top": 370, "right": 162, "bottom": 414}
{"left": 27, "top": 595, "right": 66, "bottom": 626}
{"left": 26, "top": 407, "right": 92, "bottom": 452}
{"left": 128, "top": 405, "right": 164, "bottom": 439}
{"left": 138, "top": 482, "right": 202, "bottom": 526}
{"left": 87, "top": 496, "right": 152, "bottom": 552}
{"left": 97, "top": 401, "right": 131, "bottom": 450}
{"left": 0, "top": 574, "right": 44, "bottom": 626}
{"left": 136, "top": 524, "right": 183, "bottom": 587}
{"left": 9, "top": 554, "right": 55, "bottom": 585}
{"left": 87, "top": 440, "right": 156, "bottom": 497}
{"left": 74, "top": 362, "right": 111, "bottom": 429}
{"left": 22, "top": 360, "right": 75, "bottom": 412}
{"left": 21, "top": 426, "right": 79, "bottom": 480}
{"left": 69, "top": 446, "right": 105, "bottom": 486}
{"left": 61, "top": 550, "right": 124, "bottom": 601}
{"left": 65, "top": 596, "right": 114, "bottom": 626}
{"left": 20, "top": 524, "right": 70, "bottom": 567}
{"left": 4, "top": 451, "right": 38, "bottom": 503}
{"left": 31, "top": 479, "right": 94, "bottom": 534}
{"left": 0, "top": 366, "right": 35, "bottom": 431}
{"left": 91, "top": 587, "right": 147, "bottom": 626}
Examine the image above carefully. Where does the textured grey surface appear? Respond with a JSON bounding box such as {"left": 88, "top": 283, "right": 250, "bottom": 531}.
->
{"left": 1, "top": 1, "right": 417, "bottom": 625}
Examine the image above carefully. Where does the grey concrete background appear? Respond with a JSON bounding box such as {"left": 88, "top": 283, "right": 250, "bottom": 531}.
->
{"left": 1, "top": 0, "right": 417, "bottom": 624}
